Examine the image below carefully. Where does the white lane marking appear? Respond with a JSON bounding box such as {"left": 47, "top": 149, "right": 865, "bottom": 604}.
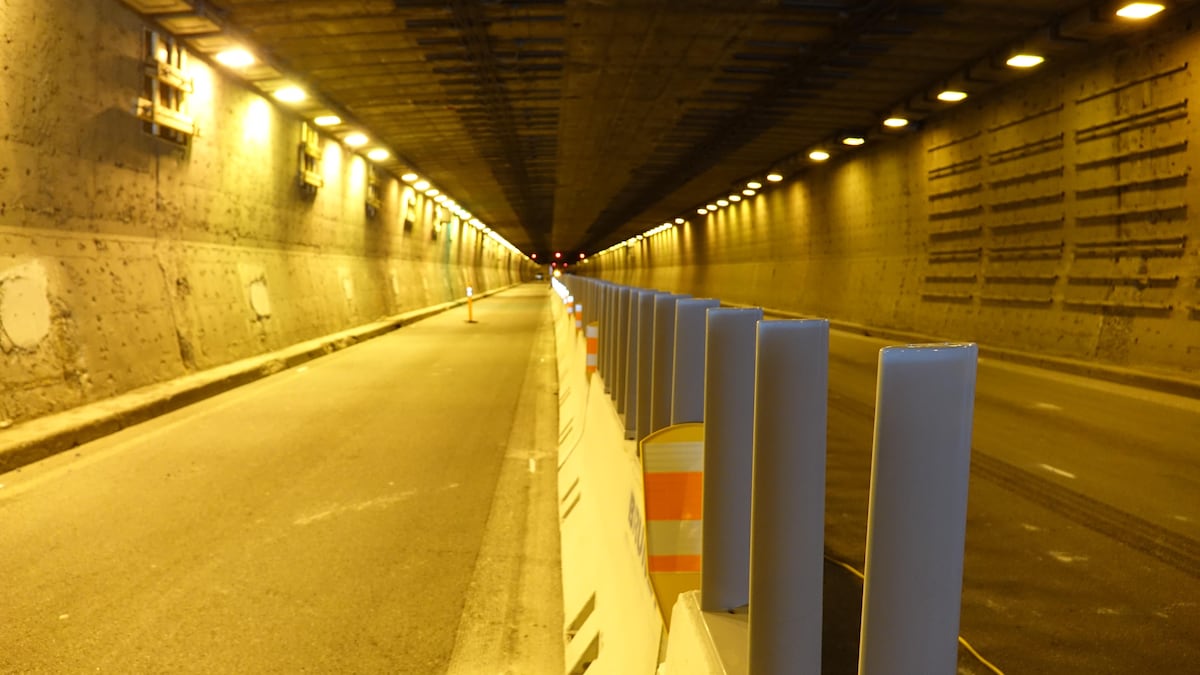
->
{"left": 297, "top": 366, "right": 309, "bottom": 373}
{"left": 528, "top": 458, "right": 537, "bottom": 473}
{"left": 1021, "top": 523, "right": 1041, "bottom": 532}
{"left": 1032, "top": 401, "right": 1062, "bottom": 411}
{"left": 58, "top": 614, "right": 69, "bottom": 620}
{"left": 1049, "top": 551, "right": 1089, "bottom": 563}
{"left": 293, "top": 490, "right": 417, "bottom": 526}
{"left": 1039, "top": 463, "right": 1076, "bottom": 479}
{"left": 1173, "top": 514, "right": 1192, "bottom": 523}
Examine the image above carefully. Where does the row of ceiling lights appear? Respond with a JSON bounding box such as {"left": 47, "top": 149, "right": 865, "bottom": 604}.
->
{"left": 209, "top": 47, "right": 524, "bottom": 257}
{"left": 588, "top": 1, "right": 1169, "bottom": 262}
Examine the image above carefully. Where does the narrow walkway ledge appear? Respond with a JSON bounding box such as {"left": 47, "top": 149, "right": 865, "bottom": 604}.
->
{"left": 0, "top": 284, "right": 518, "bottom": 474}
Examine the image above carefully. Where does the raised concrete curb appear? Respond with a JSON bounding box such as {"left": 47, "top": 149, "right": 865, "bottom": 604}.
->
{"left": 0, "top": 284, "right": 521, "bottom": 474}
{"left": 740, "top": 304, "right": 1200, "bottom": 400}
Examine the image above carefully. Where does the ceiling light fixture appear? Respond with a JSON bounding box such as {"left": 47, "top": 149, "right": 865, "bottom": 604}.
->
{"left": 937, "top": 90, "right": 968, "bottom": 102}
{"left": 743, "top": 189, "right": 756, "bottom": 196}
{"left": 706, "top": 204, "right": 718, "bottom": 211}
{"left": 344, "top": 132, "right": 368, "bottom": 147}
{"left": 717, "top": 199, "right": 729, "bottom": 207}
{"left": 402, "top": 173, "right": 419, "bottom": 182}
{"left": 1006, "top": 53, "right": 1045, "bottom": 68}
{"left": 426, "top": 188, "right": 440, "bottom": 197}
{"left": 414, "top": 180, "right": 430, "bottom": 191}
{"left": 766, "top": 173, "right": 783, "bottom": 182}
{"left": 674, "top": 217, "right": 685, "bottom": 224}
{"left": 747, "top": 181, "right": 763, "bottom": 189}
{"left": 729, "top": 195, "right": 742, "bottom": 202}
{"left": 215, "top": 49, "right": 254, "bottom": 68}
{"left": 841, "top": 136, "right": 866, "bottom": 146}
{"left": 883, "top": 117, "right": 909, "bottom": 128}
{"left": 1115, "top": 2, "right": 1165, "bottom": 19}
{"left": 273, "top": 86, "right": 307, "bottom": 103}
{"left": 697, "top": 208, "right": 708, "bottom": 214}
{"left": 367, "top": 148, "right": 389, "bottom": 161}
{"left": 313, "top": 115, "right": 341, "bottom": 127}
{"left": 809, "top": 150, "right": 831, "bottom": 161}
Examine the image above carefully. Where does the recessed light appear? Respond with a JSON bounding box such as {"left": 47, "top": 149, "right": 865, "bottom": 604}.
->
{"left": 344, "top": 132, "right": 368, "bottom": 147}
{"left": 697, "top": 208, "right": 708, "bottom": 214}
{"left": 706, "top": 204, "right": 718, "bottom": 211}
{"left": 717, "top": 199, "right": 729, "bottom": 207}
{"left": 743, "top": 189, "right": 756, "bottom": 196}
{"left": 214, "top": 49, "right": 254, "bottom": 68}
{"left": 883, "top": 117, "right": 909, "bottom": 128}
{"left": 809, "top": 150, "right": 830, "bottom": 161}
{"left": 414, "top": 180, "right": 430, "bottom": 191}
{"left": 1006, "top": 53, "right": 1045, "bottom": 69}
{"left": 426, "top": 188, "right": 440, "bottom": 197}
{"left": 367, "top": 148, "right": 389, "bottom": 161}
{"left": 937, "top": 90, "right": 968, "bottom": 102}
{"left": 842, "top": 137, "right": 866, "bottom": 146}
{"left": 435, "top": 195, "right": 448, "bottom": 204}
{"left": 1115, "top": 2, "right": 1165, "bottom": 19}
{"left": 729, "top": 195, "right": 742, "bottom": 202}
{"left": 747, "top": 181, "right": 763, "bottom": 189}
{"left": 273, "top": 86, "right": 306, "bottom": 103}
{"left": 766, "top": 173, "right": 783, "bottom": 182}
{"left": 313, "top": 115, "right": 341, "bottom": 127}
{"left": 674, "top": 218, "right": 685, "bottom": 224}
{"left": 402, "top": 173, "right": 419, "bottom": 182}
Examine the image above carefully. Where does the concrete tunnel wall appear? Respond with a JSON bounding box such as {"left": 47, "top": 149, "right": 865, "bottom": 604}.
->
{"left": 585, "top": 21, "right": 1200, "bottom": 384}
{"left": 0, "top": 0, "right": 532, "bottom": 425}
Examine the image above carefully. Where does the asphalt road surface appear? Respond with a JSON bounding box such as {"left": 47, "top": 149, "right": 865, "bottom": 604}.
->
{"left": 0, "top": 284, "right": 563, "bottom": 674}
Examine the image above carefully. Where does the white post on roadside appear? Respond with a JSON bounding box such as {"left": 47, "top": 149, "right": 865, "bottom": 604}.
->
{"left": 671, "top": 298, "right": 721, "bottom": 424}
{"left": 700, "top": 306, "right": 762, "bottom": 612}
{"left": 650, "top": 293, "right": 690, "bottom": 435}
{"left": 615, "top": 286, "right": 632, "bottom": 411}
{"left": 635, "top": 291, "right": 665, "bottom": 442}
{"left": 858, "top": 343, "right": 978, "bottom": 675}
{"left": 623, "top": 289, "right": 648, "bottom": 439}
{"left": 748, "top": 319, "right": 829, "bottom": 674}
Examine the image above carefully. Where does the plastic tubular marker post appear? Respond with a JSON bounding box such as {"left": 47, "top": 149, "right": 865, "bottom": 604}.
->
{"left": 748, "top": 320, "right": 830, "bottom": 673}
{"left": 858, "top": 343, "right": 978, "bottom": 675}
{"left": 635, "top": 291, "right": 665, "bottom": 442}
{"left": 700, "top": 307, "right": 763, "bottom": 611}
{"left": 623, "top": 289, "right": 647, "bottom": 440}
{"left": 650, "top": 294, "right": 691, "bottom": 435}
{"left": 671, "top": 298, "right": 720, "bottom": 425}
{"left": 616, "top": 286, "right": 632, "bottom": 412}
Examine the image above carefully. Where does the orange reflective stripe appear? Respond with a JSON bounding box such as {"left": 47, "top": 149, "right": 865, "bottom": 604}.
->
{"left": 649, "top": 554, "right": 701, "bottom": 573}
{"left": 643, "top": 472, "right": 703, "bottom": 521}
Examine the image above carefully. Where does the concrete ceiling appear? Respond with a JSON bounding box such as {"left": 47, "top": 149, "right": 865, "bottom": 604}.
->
{"left": 122, "top": 0, "right": 1186, "bottom": 258}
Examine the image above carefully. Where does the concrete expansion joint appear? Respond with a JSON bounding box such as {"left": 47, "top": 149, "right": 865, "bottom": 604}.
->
{"left": 0, "top": 284, "right": 523, "bottom": 475}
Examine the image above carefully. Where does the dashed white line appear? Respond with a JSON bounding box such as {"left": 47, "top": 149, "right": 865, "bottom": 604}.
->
{"left": 1032, "top": 402, "right": 1062, "bottom": 412}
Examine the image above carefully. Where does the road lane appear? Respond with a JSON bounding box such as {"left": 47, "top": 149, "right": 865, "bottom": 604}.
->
{"left": 0, "top": 284, "right": 562, "bottom": 674}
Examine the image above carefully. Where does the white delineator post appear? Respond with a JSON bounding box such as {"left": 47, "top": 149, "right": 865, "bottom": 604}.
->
{"left": 671, "top": 298, "right": 721, "bottom": 425}
{"left": 858, "top": 343, "right": 978, "bottom": 675}
{"left": 748, "top": 319, "right": 829, "bottom": 674}
{"left": 700, "top": 306, "right": 762, "bottom": 612}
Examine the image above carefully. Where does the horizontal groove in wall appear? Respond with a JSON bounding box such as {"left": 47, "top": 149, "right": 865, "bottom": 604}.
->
{"left": 989, "top": 166, "right": 1064, "bottom": 190}
{"left": 921, "top": 292, "right": 974, "bottom": 302}
{"left": 979, "top": 295, "right": 1054, "bottom": 306}
{"left": 1075, "top": 100, "right": 1188, "bottom": 143}
{"left": 1066, "top": 275, "right": 1179, "bottom": 288}
{"left": 928, "top": 157, "right": 983, "bottom": 180}
{"left": 990, "top": 218, "right": 1066, "bottom": 235}
{"left": 1076, "top": 204, "right": 1188, "bottom": 225}
{"left": 1075, "top": 141, "right": 1188, "bottom": 170}
{"left": 1074, "top": 62, "right": 1189, "bottom": 104}
{"left": 984, "top": 274, "right": 1058, "bottom": 285}
{"left": 929, "top": 205, "right": 985, "bottom": 221}
{"left": 1075, "top": 174, "right": 1188, "bottom": 199}
{"left": 987, "top": 134, "right": 1064, "bottom": 165}
{"left": 1063, "top": 300, "right": 1175, "bottom": 316}
{"left": 930, "top": 226, "right": 983, "bottom": 241}
{"left": 928, "top": 131, "right": 982, "bottom": 153}
{"left": 987, "top": 103, "right": 1065, "bottom": 133}
{"left": 924, "top": 274, "right": 977, "bottom": 283}
{"left": 989, "top": 192, "right": 1065, "bottom": 212}
{"left": 928, "top": 183, "right": 983, "bottom": 201}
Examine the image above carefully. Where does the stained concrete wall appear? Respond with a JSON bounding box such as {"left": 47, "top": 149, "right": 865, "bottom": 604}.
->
{"left": 587, "top": 24, "right": 1200, "bottom": 384}
{"left": 0, "top": 0, "right": 531, "bottom": 425}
